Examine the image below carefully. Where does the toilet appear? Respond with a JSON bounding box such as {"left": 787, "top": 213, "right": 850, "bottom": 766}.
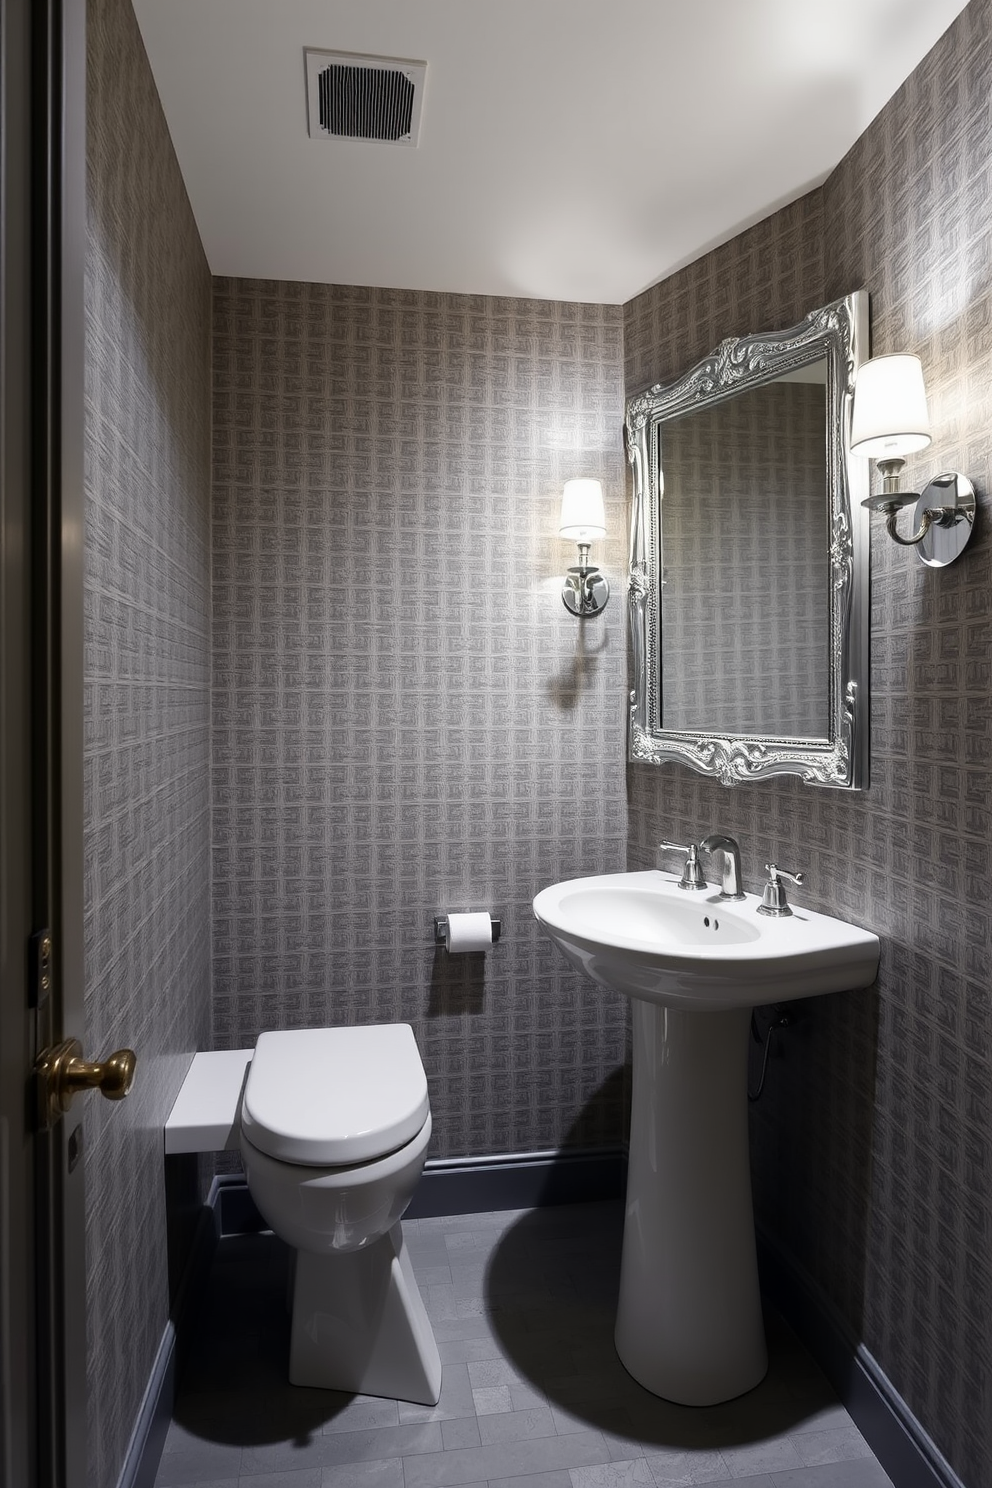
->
{"left": 239, "top": 1022, "right": 442, "bottom": 1405}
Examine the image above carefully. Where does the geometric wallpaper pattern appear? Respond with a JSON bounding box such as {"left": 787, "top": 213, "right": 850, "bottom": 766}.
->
{"left": 625, "top": 5, "right": 992, "bottom": 1482}
{"left": 212, "top": 280, "right": 630, "bottom": 1159}
{"left": 83, "top": 2, "right": 211, "bottom": 1485}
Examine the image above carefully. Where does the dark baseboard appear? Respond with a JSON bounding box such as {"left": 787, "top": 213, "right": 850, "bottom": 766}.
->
{"left": 115, "top": 1325, "right": 176, "bottom": 1488}
{"left": 212, "top": 1171, "right": 267, "bottom": 1235}
{"left": 117, "top": 1188, "right": 219, "bottom": 1488}
{"left": 214, "top": 1146, "right": 627, "bottom": 1234}
{"left": 410, "top": 1148, "right": 627, "bottom": 1217}
{"left": 758, "top": 1229, "right": 965, "bottom": 1488}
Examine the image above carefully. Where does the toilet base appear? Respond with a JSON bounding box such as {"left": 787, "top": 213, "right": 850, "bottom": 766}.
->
{"left": 289, "top": 1222, "right": 442, "bottom": 1405}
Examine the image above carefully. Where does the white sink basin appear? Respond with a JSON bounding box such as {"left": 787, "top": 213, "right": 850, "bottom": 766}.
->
{"left": 533, "top": 868, "right": 880, "bottom": 1407}
{"left": 533, "top": 870, "right": 880, "bottom": 1010}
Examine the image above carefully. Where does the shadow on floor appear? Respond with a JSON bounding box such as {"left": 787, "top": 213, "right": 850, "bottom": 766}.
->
{"left": 483, "top": 1200, "right": 845, "bottom": 1454}
{"left": 171, "top": 1231, "right": 347, "bottom": 1447}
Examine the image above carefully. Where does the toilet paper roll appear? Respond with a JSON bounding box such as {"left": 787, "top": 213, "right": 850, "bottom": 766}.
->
{"left": 444, "top": 912, "right": 493, "bottom": 953}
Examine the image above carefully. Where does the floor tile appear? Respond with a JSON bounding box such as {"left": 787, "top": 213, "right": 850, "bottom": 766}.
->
{"left": 402, "top": 1241, "right": 452, "bottom": 1266}
{"left": 153, "top": 1480, "right": 237, "bottom": 1488}
{"left": 789, "top": 1426, "right": 874, "bottom": 1466}
{"left": 172, "top": 1389, "right": 333, "bottom": 1451}
{"left": 432, "top": 1313, "right": 503, "bottom": 1343}
{"left": 473, "top": 1384, "right": 514, "bottom": 1415}
{"left": 489, "top": 1473, "right": 573, "bottom": 1488}
{"left": 319, "top": 1458, "right": 404, "bottom": 1488}
{"left": 688, "top": 1479, "right": 774, "bottom": 1488}
{"left": 787, "top": 1404, "right": 854, "bottom": 1436}
{"left": 642, "top": 1446, "right": 734, "bottom": 1486}
{"left": 454, "top": 1293, "right": 491, "bottom": 1318}
{"left": 762, "top": 1461, "right": 894, "bottom": 1487}
{"left": 509, "top": 1380, "right": 553, "bottom": 1411}
{"left": 569, "top": 1458, "right": 656, "bottom": 1487}
{"left": 425, "top": 1283, "right": 460, "bottom": 1321}
{"left": 153, "top": 1442, "right": 243, "bottom": 1485}
{"left": 438, "top": 1333, "right": 506, "bottom": 1365}
{"left": 415, "top": 1263, "right": 454, "bottom": 1285}
{"left": 401, "top": 1428, "right": 612, "bottom": 1487}
{"left": 319, "top": 1397, "right": 400, "bottom": 1434}
{"left": 553, "top": 1402, "right": 608, "bottom": 1436}
{"left": 239, "top": 1470, "right": 323, "bottom": 1488}
{"left": 719, "top": 1435, "right": 806, "bottom": 1476}
{"left": 153, "top": 1206, "right": 892, "bottom": 1488}
{"left": 442, "top": 1415, "right": 483, "bottom": 1451}
{"left": 544, "top": 1372, "right": 639, "bottom": 1411}
{"left": 468, "top": 1356, "right": 533, "bottom": 1389}
{"left": 237, "top": 1437, "right": 329, "bottom": 1478}
{"left": 316, "top": 1421, "right": 443, "bottom": 1469}
{"left": 478, "top": 1405, "right": 558, "bottom": 1445}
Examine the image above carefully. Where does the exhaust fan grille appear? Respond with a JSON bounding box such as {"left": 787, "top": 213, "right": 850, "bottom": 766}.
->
{"left": 305, "top": 50, "right": 426, "bottom": 146}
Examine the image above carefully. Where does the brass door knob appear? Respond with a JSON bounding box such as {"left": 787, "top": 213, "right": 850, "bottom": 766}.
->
{"left": 35, "top": 1038, "right": 137, "bottom": 1130}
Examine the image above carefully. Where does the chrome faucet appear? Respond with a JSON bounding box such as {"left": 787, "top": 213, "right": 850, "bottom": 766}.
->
{"left": 698, "top": 834, "right": 746, "bottom": 900}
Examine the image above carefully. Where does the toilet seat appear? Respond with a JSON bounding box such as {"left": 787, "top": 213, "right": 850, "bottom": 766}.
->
{"left": 241, "top": 1023, "right": 430, "bottom": 1166}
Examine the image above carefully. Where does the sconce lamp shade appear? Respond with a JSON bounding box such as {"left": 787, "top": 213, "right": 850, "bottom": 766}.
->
{"left": 559, "top": 479, "right": 606, "bottom": 541}
{"left": 850, "top": 354, "right": 932, "bottom": 458}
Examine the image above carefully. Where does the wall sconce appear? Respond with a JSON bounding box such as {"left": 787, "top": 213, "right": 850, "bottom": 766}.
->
{"left": 559, "top": 478, "right": 609, "bottom": 617}
{"left": 851, "top": 353, "right": 975, "bottom": 566}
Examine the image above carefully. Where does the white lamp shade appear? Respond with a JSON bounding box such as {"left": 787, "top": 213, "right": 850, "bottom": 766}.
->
{"left": 850, "top": 354, "right": 932, "bottom": 458}
{"left": 559, "top": 478, "right": 606, "bottom": 541}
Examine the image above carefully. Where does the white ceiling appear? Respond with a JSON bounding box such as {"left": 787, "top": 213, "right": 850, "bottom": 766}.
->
{"left": 132, "top": 0, "right": 969, "bottom": 305}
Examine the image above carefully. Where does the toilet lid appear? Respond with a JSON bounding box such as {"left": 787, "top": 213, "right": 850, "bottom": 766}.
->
{"left": 241, "top": 1024, "right": 430, "bottom": 1166}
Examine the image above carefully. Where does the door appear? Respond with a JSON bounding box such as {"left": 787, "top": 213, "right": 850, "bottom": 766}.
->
{"left": 1, "top": 2, "right": 91, "bottom": 1484}
{"left": 0, "top": 3, "right": 38, "bottom": 1478}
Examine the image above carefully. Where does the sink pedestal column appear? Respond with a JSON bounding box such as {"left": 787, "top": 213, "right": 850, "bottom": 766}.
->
{"left": 615, "top": 999, "right": 767, "bottom": 1406}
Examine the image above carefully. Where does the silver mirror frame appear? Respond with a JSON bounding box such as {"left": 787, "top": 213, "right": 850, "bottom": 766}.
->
{"left": 625, "top": 290, "right": 870, "bottom": 789}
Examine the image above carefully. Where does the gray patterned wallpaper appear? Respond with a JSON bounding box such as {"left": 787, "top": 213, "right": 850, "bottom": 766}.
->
{"left": 624, "top": 4, "right": 991, "bottom": 1483}
{"left": 211, "top": 281, "right": 629, "bottom": 1158}
{"left": 659, "top": 380, "right": 827, "bottom": 737}
{"left": 83, "top": 1, "right": 211, "bottom": 1484}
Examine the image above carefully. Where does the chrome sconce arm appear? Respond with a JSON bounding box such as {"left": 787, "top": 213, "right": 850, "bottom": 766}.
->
{"left": 851, "top": 355, "right": 976, "bottom": 567}
{"left": 863, "top": 463, "right": 975, "bottom": 560}
{"left": 562, "top": 540, "right": 610, "bottom": 617}
{"left": 559, "top": 478, "right": 610, "bottom": 618}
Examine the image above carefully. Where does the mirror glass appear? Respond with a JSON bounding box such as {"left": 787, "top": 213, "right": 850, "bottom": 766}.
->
{"left": 659, "top": 362, "right": 828, "bottom": 738}
{"left": 626, "top": 292, "right": 869, "bottom": 788}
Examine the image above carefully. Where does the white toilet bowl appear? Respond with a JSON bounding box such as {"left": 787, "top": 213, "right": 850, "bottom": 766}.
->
{"left": 239, "top": 1023, "right": 442, "bottom": 1404}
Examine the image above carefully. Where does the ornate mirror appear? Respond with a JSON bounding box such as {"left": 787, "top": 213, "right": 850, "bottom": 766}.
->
{"left": 625, "top": 291, "right": 870, "bottom": 788}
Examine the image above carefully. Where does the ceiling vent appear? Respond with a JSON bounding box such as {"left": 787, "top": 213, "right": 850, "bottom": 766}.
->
{"left": 305, "top": 50, "right": 427, "bottom": 146}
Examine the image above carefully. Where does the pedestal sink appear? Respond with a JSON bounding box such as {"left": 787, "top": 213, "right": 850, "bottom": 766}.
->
{"left": 533, "top": 870, "right": 879, "bottom": 1407}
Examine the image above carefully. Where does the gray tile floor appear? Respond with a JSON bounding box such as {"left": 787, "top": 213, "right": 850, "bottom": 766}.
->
{"left": 154, "top": 1201, "right": 893, "bottom": 1488}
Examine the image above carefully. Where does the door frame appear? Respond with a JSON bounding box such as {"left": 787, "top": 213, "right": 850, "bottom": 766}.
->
{"left": 35, "top": 0, "right": 88, "bottom": 1482}
{"left": 1, "top": 0, "right": 39, "bottom": 1481}
{"left": 1, "top": 0, "right": 86, "bottom": 1484}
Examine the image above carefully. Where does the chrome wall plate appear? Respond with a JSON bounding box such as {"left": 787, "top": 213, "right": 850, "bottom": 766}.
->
{"left": 914, "top": 472, "right": 976, "bottom": 567}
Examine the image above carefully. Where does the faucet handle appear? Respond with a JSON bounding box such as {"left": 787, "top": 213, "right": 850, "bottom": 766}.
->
{"left": 658, "top": 841, "right": 707, "bottom": 891}
{"left": 757, "top": 863, "right": 807, "bottom": 917}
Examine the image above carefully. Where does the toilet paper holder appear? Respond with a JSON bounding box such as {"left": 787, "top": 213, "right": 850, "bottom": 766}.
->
{"left": 433, "top": 914, "right": 502, "bottom": 945}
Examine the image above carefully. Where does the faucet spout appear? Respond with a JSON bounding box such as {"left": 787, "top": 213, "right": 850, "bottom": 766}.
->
{"left": 699, "top": 834, "right": 746, "bottom": 900}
